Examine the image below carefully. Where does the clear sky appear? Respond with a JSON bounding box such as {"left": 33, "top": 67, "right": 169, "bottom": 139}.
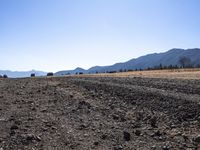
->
{"left": 0, "top": 0, "right": 200, "bottom": 72}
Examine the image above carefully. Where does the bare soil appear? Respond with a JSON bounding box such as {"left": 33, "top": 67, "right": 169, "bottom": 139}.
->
{"left": 0, "top": 76, "right": 200, "bottom": 150}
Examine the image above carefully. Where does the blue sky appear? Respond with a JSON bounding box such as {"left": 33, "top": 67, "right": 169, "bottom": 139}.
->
{"left": 0, "top": 0, "right": 200, "bottom": 72}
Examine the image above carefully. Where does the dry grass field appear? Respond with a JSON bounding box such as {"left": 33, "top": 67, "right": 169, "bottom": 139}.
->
{"left": 78, "top": 68, "right": 200, "bottom": 80}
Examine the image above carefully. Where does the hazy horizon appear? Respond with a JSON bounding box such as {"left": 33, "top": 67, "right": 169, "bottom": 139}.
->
{"left": 0, "top": 48, "right": 198, "bottom": 73}
{"left": 1, "top": 0, "right": 200, "bottom": 72}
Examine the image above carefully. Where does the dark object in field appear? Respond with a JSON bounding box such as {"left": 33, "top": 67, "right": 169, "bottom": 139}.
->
{"left": 193, "top": 135, "right": 200, "bottom": 143}
{"left": 3, "top": 74, "right": 8, "bottom": 78}
{"left": 150, "top": 116, "right": 157, "bottom": 128}
{"left": 47, "top": 72, "right": 54, "bottom": 76}
{"left": 123, "top": 131, "right": 131, "bottom": 141}
{"left": 31, "top": 73, "right": 35, "bottom": 77}
{"left": 135, "top": 130, "right": 141, "bottom": 136}
{"left": 0, "top": 75, "right": 2, "bottom": 78}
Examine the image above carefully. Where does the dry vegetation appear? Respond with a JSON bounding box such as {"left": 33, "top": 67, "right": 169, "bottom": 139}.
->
{"left": 79, "top": 68, "right": 200, "bottom": 80}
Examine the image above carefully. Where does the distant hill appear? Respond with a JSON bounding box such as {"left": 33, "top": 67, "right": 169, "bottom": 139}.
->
{"left": 56, "top": 67, "right": 86, "bottom": 75}
{"left": 55, "top": 48, "right": 200, "bottom": 75}
{"left": 0, "top": 70, "right": 47, "bottom": 78}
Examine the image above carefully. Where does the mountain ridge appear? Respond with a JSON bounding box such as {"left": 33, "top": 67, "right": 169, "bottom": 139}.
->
{"left": 0, "top": 70, "right": 47, "bottom": 78}
{"left": 55, "top": 48, "right": 200, "bottom": 75}
{"left": 1, "top": 48, "right": 200, "bottom": 77}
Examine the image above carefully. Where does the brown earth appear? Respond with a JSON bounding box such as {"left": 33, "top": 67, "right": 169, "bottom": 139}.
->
{"left": 0, "top": 75, "right": 200, "bottom": 150}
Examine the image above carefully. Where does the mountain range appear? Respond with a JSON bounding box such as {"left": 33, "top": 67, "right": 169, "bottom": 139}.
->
{"left": 1, "top": 48, "right": 200, "bottom": 77}
{"left": 0, "top": 70, "right": 47, "bottom": 78}
{"left": 55, "top": 48, "right": 200, "bottom": 75}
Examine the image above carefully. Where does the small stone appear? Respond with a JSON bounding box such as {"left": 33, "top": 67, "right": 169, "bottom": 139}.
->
{"left": 31, "top": 107, "right": 36, "bottom": 111}
{"left": 27, "top": 117, "right": 34, "bottom": 121}
{"left": 150, "top": 116, "right": 157, "bottom": 128}
{"left": 151, "top": 145, "right": 156, "bottom": 150}
{"left": 135, "top": 130, "right": 141, "bottom": 136}
{"left": 9, "top": 116, "right": 15, "bottom": 121}
{"left": 110, "top": 105, "right": 114, "bottom": 109}
{"left": 182, "top": 134, "right": 188, "bottom": 141}
{"left": 153, "top": 130, "right": 162, "bottom": 137}
{"left": 131, "top": 101, "right": 136, "bottom": 105}
{"left": 78, "top": 124, "right": 87, "bottom": 130}
{"left": 84, "top": 133, "right": 89, "bottom": 137}
{"left": 26, "top": 134, "right": 35, "bottom": 141}
{"left": 35, "top": 136, "right": 42, "bottom": 141}
{"left": 112, "top": 114, "right": 119, "bottom": 120}
{"left": 162, "top": 145, "right": 170, "bottom": 150}
{"left": 177, "top": 131, "right": 182, "bottom": 136}
{"left": 162, "top": 142, "right": 172, "bottom": 150}
{"left": 193, "top": 135, "right": 200, "bottom": 143}
{"left": 14, "top": 120, "right": 21, "bottom": 125}
{"left": 51, "top": 126, "right": 57, "bottom": 130}
{"left": 42, "top": 127, "right": 48, "bottom": 131}
{"left": 93, "top": 141, "right": 99, "bottom": 146}
{"left": 170, "top": 124, "right": 176, "bottom": 128}
{"left": 10, "top": 125, "right": 18, "bottom": 130}
{"left": 41, "top": 108, "right": 47, "bottom": 112}
{"left": 101, "top": 134, "right": 107, "bottom": 140}
{"left": 114, "top": 145, "right": 123, "bottom": 150}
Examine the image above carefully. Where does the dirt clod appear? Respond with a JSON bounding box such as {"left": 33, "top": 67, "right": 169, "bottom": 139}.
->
{"left": 123, "top": 131, "right": 131, "bottom": 141}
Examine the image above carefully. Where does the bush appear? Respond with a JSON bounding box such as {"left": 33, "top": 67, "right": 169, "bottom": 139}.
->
{"left": 108, "top": 71, "right": 117, "bottom": 73}
{"left": 31, "top": 73, "right": 35, "bottom": 77}
{"left": 0, "top": 75, "right": 2, "bottom": 78}
{"left": 3, "top": 74, "right": 8, "bottom": 78}
{"left": 47, "top": 72, "right": 53, "bottom": 76}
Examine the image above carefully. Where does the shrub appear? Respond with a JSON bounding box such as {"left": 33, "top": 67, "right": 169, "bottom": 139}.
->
{"left": 108, "top": 71, "right": 117, "bottom": 73}
{"left": 119, "top": 69, "right": 123, "bottom": 72}
{"left": 47, "top": 72, "right": 53, "bottom": 76}
{"left": 3, "top": 74, "right": 8, "bottom": 78}
{"left": 31, "top": 73, "right": 35, "bottom": 77}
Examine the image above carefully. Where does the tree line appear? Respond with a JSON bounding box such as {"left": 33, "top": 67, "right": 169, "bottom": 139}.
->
{"left": 100, "top": 56, "right": 200, "bottom": 74}
{"left": 59, "top": 56, "right": 200, "bottom": 75}
{"left": 2, "top": 56, "right": 197, "bottom": 78}
{"left": 0, "top": 74, "right": 8, "bottom": 78}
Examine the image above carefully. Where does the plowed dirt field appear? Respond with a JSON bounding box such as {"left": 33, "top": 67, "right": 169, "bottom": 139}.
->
{"left": 0, "top": 75, "right": 200, "bottom": 149}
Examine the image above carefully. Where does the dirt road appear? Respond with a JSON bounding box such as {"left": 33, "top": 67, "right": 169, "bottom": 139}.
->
{"left": 0, "top": 76, "right": 200, "bottom": 150}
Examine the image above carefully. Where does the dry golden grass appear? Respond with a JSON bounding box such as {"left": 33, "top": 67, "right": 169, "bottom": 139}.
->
{"left": 77, "top": 68, "right": 200, "bottom": 79}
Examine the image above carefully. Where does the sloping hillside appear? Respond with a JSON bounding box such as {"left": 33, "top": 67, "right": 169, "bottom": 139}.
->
{"left": 56, "top": 48, "right": 200, "bottom": 75}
